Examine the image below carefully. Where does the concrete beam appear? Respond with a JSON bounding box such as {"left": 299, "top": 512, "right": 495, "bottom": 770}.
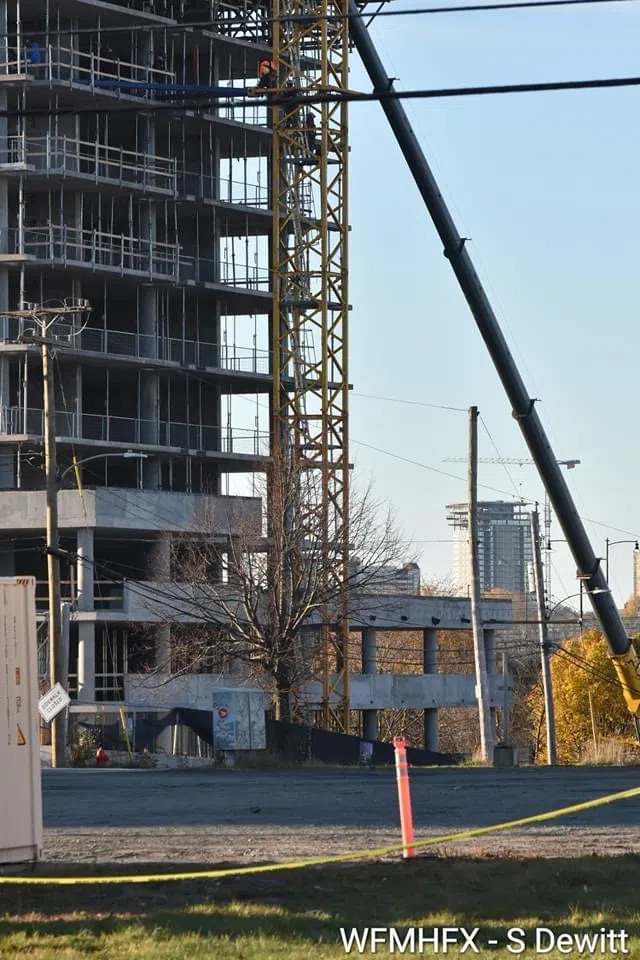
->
{"left": 122, "top": 671, "right": 512, "bottom": 713}
{"left": 0, "top": 489, "right": 262, "bottom": 535}
{"left": 317, "top": 593, "right": 512, "bottom": 631}
{"left": 305, "top": 672, "right": 512, "bottom": 710}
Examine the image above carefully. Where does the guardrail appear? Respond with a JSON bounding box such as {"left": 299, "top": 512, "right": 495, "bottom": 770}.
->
{"left": 0, "top": 136, "right": 270, "bottom": 208}
{"left": 0, "top": 317, "right": 271, "bottom": 374}
{"left": 34, "top": 579, "right": 124, "bottom": 611}
{"left": 0, "top": 406, "right": 270, "bottom": 455}
{"left": 0, "top": 225, "right": 270, "bottom": 291}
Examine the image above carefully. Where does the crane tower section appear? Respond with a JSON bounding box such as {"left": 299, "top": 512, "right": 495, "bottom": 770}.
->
{"left": 271, "top": 0, "right": 350, "bottom": 730}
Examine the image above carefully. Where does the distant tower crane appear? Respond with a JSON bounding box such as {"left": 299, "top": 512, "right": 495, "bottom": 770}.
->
{"left": 442, "top": 457, "right": 581, "bottom": 609}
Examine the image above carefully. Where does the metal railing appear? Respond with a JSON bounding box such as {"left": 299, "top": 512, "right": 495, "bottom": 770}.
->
{"left": 0, "top": 134, "right": 177, "bottom": 193}
{"left": 35, "top": 579, "right": 124, "bottom": 610}
{"left": 1, "top": 44, "right": 175, "bottom": 97}
{"left": 0, "top": 225, "right": 270, "bottom": 291}
{"left": 0, "top": 135, "right": 269, "bottom": 208}
{"left": 1, "top": 406, "right": 270, "bottom": 455}
{"left": 4, "top": 224, "right": 179, "bottom": 279}
{"left": 0, "top": 317, "right": 271, "bottom": 373}
{"left": 179, "top": 169, "right": 269, "bottom": 208}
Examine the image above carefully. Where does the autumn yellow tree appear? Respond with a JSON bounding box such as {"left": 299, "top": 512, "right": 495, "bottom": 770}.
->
{"left": 528, "top": 629, "right": 635, "bottom": 763}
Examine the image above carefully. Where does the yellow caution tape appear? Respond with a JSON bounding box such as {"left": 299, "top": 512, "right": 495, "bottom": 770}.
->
{"left": 2, "top": 784, "right": 639, "bottom": 886}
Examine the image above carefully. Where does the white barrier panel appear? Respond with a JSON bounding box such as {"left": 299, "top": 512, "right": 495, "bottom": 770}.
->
{"left": 0, "top": 577, "right": 43, "bottom": 865}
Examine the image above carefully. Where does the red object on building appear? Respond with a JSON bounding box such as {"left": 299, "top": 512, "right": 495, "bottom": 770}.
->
{"left": 95, "top": 746, "right": 109, "bottom": 767}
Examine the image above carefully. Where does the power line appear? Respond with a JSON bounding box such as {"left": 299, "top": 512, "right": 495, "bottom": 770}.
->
{"left": 352, "top": 392, "right": 466, "bottom": 412}
{"left": 5, "top": 72, "right": 640, "bottom": 120}
{"left": 9, "top": 0, "right": 637, "bottom": 37}
{"left": 478, "top": 414, "right": 522, "bottom": 500}
{"left": 351, "top": 438, "right": 531, "bottom": 499}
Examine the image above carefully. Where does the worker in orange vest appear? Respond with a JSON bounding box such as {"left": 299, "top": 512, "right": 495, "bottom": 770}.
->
{"left": 257, "top": 58, "right": 277, "bottom": 89}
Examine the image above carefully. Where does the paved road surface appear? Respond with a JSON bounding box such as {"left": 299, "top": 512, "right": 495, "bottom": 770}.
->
{"left": 42, "top": 766, "right": 640, "bottom": 863}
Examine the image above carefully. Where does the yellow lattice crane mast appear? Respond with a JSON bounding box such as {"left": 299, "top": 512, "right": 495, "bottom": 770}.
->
{"left": 269, "top": 0, "right": 351, "bottom": 730}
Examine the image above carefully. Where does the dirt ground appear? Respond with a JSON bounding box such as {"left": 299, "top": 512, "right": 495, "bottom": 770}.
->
{"left": 39, "top": 765, "right": 640, "bottom": 865}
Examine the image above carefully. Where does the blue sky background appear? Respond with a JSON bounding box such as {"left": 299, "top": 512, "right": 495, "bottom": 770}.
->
{"left": 347, "top": 0, "right": 640, "bottom": 609}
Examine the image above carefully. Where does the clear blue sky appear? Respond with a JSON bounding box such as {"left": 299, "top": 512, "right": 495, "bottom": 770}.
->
{"left": 347, "top": 1, "right": 640, "bottom": 609}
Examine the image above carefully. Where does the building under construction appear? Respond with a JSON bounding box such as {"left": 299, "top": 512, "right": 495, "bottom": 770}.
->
{"left": 0, "top": 0, "right": 517, "bottom": 752}
{"left": 0, "top": 0, "right": 352, "bottom": 717}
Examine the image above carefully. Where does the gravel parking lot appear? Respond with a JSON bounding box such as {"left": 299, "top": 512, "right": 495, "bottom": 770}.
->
{"left": 41, "top": 765, "right": 640, "bottom": 865}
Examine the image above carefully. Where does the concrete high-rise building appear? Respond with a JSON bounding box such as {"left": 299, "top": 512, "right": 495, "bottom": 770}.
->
{"left": 0, "top": 1, "right": 272, "bottom": 701}
{"left": 446, "top": 501, "right": 533, "bottom": 595}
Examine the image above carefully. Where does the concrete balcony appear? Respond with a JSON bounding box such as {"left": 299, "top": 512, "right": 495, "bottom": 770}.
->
{"left": 2, "top": 225, "right": 180, "bottom": 280}
{"left": 0, "top": 226, "right": 270, "bottom": 293}
{"left": 1, "top": 43, "right": 174, "bottom": 96}
{"left": 0, "top": 405, "right": 270, "bottom": 457}
{"left": 0, "top": 316, "right": 271, "bottom": 376}
{"left": 0, "top": 134, "right": 177, "bottom": 195}
{"left": 0, "top": 45, "right": 268, "bottom": 127}
{"left": 35, "top": 577, "right": 123, "bottom": 612}
{"left": 0, "top": 136, "right": 270, "bottom": 214}
{"left": 0, "top": 488, "right": 262, "bottom": 534}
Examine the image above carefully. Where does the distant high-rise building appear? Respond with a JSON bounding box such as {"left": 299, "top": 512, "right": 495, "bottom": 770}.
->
{"left": 446, "top": 501, "right": 533, "bottom": 595}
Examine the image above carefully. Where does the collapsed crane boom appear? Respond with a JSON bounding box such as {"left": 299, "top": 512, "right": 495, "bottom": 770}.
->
{"left": 347, "top": 1, "right": 640, "bottom": 732}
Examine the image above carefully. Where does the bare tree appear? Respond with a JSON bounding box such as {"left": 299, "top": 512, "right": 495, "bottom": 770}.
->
{"left": 147, "top": 451, "right": 410, "bottom": 722}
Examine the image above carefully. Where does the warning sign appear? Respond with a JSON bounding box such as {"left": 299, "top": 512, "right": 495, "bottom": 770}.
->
{"left": 38, "top": 683, "right": 70, "bottom": 724}
{"left": 16, "top": 725, "right": 25, "bottom": 747}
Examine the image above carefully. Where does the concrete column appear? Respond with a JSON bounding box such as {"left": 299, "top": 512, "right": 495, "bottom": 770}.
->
{"left": 76, "top": 528, "right": 94, "bottom": 610}
{"left": 139, "top": 287, "right": 161, "bottom": 488}
{"left": 141, "top": 113, "right": 156, "bottom": 190}
{"left": 361, "top": 627, "right": 377, "bottom": 742}
{"left": 147, "top": 536, "right": 170, "bottom": 580}
{"left": 154, "top": 624, "right": 173, "bottom": 753}
{"left": 423, "top": 627, "right": 438, "bottom": 752}
{"left": 155, "top": 625, "right": 172, "bottom": 674}
{"left": 76, "top": 528, "right": 96, "bottom": 702}
{"left": 138, "top": 96, "right": 160, "bottom": 487}
{"left": 483, "top": 628, "right": 497, "bottom": 740}
{"left": 0, "top": 540, "right": 15, "bottom": 575}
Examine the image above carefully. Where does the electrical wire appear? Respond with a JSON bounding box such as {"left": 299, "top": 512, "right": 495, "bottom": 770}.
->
{"left": 5, "top": 72, "right": 640, "bottom": 121}
{"left": 351, "top": 438, "right": 532, "bottom": 500}
{"left": 352, "top": 392, "right": 467, "bottom": 412}
{"left": 8, "top": 0, "right": 638, "bottom": 37}
{"left": 478, "top": 414, "right": 522, "bottom": 501}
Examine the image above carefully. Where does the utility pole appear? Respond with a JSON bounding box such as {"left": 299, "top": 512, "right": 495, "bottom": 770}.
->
{"left": 530, "top": 508, "right": 557, "bottom": 765}
{"left": 42, "top": 338, "right": 65, "bottom": 767}
{"left": 588, "top": 690, "right": 599, "bottom": 762}
{"left": 468, "top": 406, "right": 494, "bottom": 763}
{"left": 10, "top": 301, "right": 91, "bottom": 768}
{"left": 502, "top": 651, "right": 510, "bottom": 743}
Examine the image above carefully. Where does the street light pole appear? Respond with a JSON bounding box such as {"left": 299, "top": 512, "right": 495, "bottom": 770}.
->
{"left": 605, "top": 538, "right": 639, "bottom": 584}
{"left": 10, "top": 302, "right": 92, "bottom": 767}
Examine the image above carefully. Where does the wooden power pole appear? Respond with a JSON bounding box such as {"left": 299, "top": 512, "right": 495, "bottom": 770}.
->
{"left": 42, "top": 338, "right": 65, "bottom": 768}
{"left": 530, "top": 508, "right": 557, "bottom": 765}
{"left": 468, "top": 406, "right": 494, "bottom": 762}
{"left": 10, "top": 302, "right": 91, "bottom": 768}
